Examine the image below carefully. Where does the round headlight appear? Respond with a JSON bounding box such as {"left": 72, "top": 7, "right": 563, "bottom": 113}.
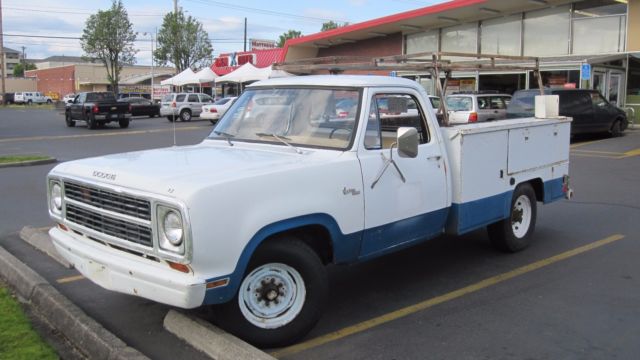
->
{"left": 50, "top": 183, "right": 62, "bottom": 211}
{"left": 163, "top": 211, "right": 183, "bottom": 246}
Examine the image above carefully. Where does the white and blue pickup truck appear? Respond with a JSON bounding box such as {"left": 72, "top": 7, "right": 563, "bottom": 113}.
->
{"left": 47, "top": 75, "right": 572, "bottom": 347}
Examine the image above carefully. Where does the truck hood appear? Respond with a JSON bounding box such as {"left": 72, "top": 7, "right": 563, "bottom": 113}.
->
{"left": 50, "top": 141, "right": 343, "bottom": 199}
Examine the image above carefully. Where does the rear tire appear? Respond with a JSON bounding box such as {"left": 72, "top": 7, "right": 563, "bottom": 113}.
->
{"left": 211, "top": 237, "right": 328, "bottom": 348}
{"left": 180, "top": 109, "right": 192, "bottom": 122}
{"left": 119, "top": 118, "right": 130, "bottom": 128}
{"left": 65, "top": 113, "right": 76, "bottom": 127}
{"left": 167, "top": 116, "right": 175, "bottom": 122}
{"left": 488, "top": 183, "right": 537, "bottom": 253}
{"left": 87, "top": 115, "right": 98, "bottom": 129}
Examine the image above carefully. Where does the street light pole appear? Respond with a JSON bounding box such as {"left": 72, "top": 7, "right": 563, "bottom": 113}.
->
{"left": 0, "top": 0, "right": 6, "bottom": 105}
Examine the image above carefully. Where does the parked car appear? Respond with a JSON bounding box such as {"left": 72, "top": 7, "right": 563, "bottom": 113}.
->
{"left": 62, "top": 93, "right": 76, "bottom": 104}
{"left": 1, "top": 92, "right": 15, "bottom": 105}
{"left": 14, "top": 92, "right": 53, "bottom": 105}
{"left": 160, "top": 92, "right": 215, "bottom": 122}
{"left": 507, "top": 89, "right": 628, "bottom": 136}
{"left": 201, "top": 97, "right": 237, "bottom": 124}
{"left": 65, "top": 92, "right": 131, "bottom": 129}
{"left": 445, "top": 93, "right": 511, "bottom": 124}
{"left": 120, "top": 97, "right": 160, "bottom": 118}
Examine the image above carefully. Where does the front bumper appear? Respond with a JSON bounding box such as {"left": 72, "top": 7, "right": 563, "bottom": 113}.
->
{"left": 50, "top": 227, "right": 206, "bottom": 309}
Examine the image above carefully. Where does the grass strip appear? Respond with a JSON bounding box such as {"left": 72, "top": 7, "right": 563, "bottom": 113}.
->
{"left": 0, "top": 284, "right": 57, "bottom": 359}
{"left": 0, "top": 155, "right": 52, "bottom": 165}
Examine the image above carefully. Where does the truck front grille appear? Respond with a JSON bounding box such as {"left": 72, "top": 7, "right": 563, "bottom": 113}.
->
{"left": 63, "top": 181, "right": 153, "bottom": 248}
{"left": 66, "top": 204, "right": 153, "bottom": 247}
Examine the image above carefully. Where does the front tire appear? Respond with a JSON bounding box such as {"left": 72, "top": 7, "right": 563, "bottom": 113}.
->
{"left": 167, "top": 116, "right": 175, "bottom": 122}
{"left": 212, "top": 238, "right": 328, "bottom": 347}
{"left": 65, "top": 113, "right": 76, "bottom": 127}
{"left": 488, "top": 183, "right": 537, "bottom": 252}
{"left": 610, "top": 119, "right": 623, "bottom": 137}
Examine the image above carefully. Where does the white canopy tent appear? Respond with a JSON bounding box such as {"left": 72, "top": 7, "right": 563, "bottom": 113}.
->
{"left": 216, "top": 63, "right": 292, "bottom": 83}
{"left": 195, "top": 67, "right": 218, "bottom": 83}
{"left": 160, "top": 68, "right": 196, "bottom": 86}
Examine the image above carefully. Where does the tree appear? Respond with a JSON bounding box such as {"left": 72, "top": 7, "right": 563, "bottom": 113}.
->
{"left": 321, "top": 21, "right": 349, "bottom": 32}
{"left": 154, "top": 11, "right": 213, "bottom": 72}
{"left": 13, "top": 63, "right": 37, "bottom": 77}
{"left": 277, "top": 30, "right": 303, "bottom": 48}
{"left": 80, "top": 0, "right": 137, "bottom": 95}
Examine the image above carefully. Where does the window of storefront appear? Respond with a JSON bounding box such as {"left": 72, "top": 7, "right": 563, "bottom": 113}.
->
{"left": 523, "top": 6, "right": 570, "bottom": 56}
{"left": 406, "top": 30, "right": 439, "bottom": 55}
{"left": 528, "top": 70, "right": 580, "bottom": 89}
{"left": 480, "top": 15, "right": 522, "bottom": 56}
{"left": 441, "top": 23, "right": 478, "bottom": 54}
{"left": 572, "top": 0, "right": 627, "bottom": 55}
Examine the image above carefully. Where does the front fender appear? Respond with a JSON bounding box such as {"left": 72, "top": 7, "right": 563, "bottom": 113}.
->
{"left": 201, "top": 213, "right": 361, "bottom": 305}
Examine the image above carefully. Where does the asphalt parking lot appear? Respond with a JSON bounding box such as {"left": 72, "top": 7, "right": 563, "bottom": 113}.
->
{"left": 1, "top": 107, "right": 639, "bottom": 359}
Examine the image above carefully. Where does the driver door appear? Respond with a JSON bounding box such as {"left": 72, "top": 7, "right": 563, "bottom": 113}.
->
{"left": 357, "top": 90, "right": 448, "bottom": 258}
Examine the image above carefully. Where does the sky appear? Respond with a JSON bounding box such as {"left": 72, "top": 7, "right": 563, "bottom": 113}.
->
{"left": 2, "top": 0, "right": 444, "bottom": 67}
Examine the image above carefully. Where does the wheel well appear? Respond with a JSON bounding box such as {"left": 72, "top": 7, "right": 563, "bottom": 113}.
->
{"left": 525, "top": 178, "right": 544, "bottom": 202}
{"left": 259, "top": 225, "right": 334, "bottom": 265}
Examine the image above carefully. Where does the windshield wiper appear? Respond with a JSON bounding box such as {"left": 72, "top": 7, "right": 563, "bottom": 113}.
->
{"left": 213, "top": 130, "right": 235, "bottom": 146}
{"left": 255, "top": 132, "right": 302, "bottom": 154}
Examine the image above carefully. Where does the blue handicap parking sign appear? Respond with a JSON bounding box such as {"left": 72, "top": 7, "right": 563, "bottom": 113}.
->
{"left": 581, "top": 64, "right": 591, "bottom": 80}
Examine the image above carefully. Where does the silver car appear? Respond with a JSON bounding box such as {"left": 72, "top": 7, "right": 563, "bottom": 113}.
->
{"left": 445, "top": 93, "right": 511, "bottom": 124}
{"left": 160, "top": 93, "right": 215, "bottom": 122}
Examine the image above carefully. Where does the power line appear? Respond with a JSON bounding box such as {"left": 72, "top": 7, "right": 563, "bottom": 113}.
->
{"left": 184, "top": 0, "right": 349, "bottom": 23}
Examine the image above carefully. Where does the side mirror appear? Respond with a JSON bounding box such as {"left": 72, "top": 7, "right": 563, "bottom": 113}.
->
{"left": 397, "top": 127, "right": 418, "bottom": 158}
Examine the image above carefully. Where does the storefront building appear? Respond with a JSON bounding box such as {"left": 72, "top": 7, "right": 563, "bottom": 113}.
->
{"left": 282, "top": 0, "right": 640, "bottom": 122}
{"left": 25, "top": 64, "right": 175, "bottom": 100}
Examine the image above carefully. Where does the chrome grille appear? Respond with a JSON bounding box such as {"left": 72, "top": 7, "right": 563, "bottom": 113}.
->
{"left": 66, "top": 204, "right": 152, "bottom": 247}
{"left": 64, "top": 181, "right": 151, "bottom": 220}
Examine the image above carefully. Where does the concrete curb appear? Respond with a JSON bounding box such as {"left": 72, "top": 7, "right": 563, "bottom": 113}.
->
{"left": 20, "top": 226, "right": 72, "bottom": 268}
{"left": 164, "top": 310, "right": 276, "bottom": 360}
{"left": 0, "top": 244, "right": 149, "bottom": 360}
{"left": 0, "top": 157, "right": 57, "bottom": 169}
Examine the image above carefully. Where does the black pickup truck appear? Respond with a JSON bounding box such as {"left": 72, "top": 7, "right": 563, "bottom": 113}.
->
{"left": 65, "top": 92, "right": 132, "bottom": 129}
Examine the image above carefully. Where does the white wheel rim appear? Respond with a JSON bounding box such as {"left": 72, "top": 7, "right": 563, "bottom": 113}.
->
{"left": 239, "top": 263, "right": 306, "bottom": 329}
{"left": 512, "top": 194, "right": 532, "bottom": 238}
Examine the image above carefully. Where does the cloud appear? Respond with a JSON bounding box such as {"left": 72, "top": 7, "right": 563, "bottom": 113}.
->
{"left": 303, "top": 8, "right": 349, "bottom": 22}
{"left": 348, "top": 0, "right": 367, "bottom": 6}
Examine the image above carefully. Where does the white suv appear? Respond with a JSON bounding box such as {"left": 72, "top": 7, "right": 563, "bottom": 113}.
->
{"left": 160, "top": 93, "right": 214, "bottom": 122}
{"left": 14, "top": 92, "right": 53, "bottom": 105}
{"left": 445, "top": 93, "right": 511, "bottom": 124}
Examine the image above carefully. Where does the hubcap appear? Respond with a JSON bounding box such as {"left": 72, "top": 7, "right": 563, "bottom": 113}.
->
{"left": 511, "top": 194, "right": 532, "bottom": 238}
{"left": 239, "top": 263, "right": 306, "bottom": 329}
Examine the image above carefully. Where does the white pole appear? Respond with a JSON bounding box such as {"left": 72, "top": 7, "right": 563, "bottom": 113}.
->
{"left": 150, "top": 31, "right": 154, "bottom": 101}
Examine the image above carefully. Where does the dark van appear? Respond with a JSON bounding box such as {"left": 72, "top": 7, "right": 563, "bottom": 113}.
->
{"left": 507, "top": 89, "right": 627, "bottom": 136}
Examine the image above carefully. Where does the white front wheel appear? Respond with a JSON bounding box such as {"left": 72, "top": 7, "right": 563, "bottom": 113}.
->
{"left": 239, "top": 263, "right": 306, "bottom": 329}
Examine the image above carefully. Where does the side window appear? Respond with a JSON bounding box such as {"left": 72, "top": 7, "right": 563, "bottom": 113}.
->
{"left": 366, "top": 94, "right": 429, "bottom": 150}
{"left": 591, "top": 92, "right": 607, "bottom": 107}
{"left": 188, "top": 94, "right": 199, "bottom": 102}
{"left": 176, "top": 94, "right": 186, "bottom": 102}
{"left": 200, "top": 94, "right": 213, "bottom": 103}
{"left": 489, "top": 97, "right": 506, "bottom": 110}
{"left": 477, "top": 97, "right": 490, "bottom": 110}
{"left": 364, "top": 100, "right": 381, "bottom": 149}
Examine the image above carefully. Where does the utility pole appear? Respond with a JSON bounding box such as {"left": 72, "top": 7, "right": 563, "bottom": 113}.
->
{"left": 244, "top": 18, "right": 247, "bottom": 52}
{"left": 21, "top": 46, "right": 25, "bottom": 67}
{"left": 0, "top": 0, "right": 6, "bottom": 105}
{"left": 174, "top": 0, "right": 179, "bottom": 75}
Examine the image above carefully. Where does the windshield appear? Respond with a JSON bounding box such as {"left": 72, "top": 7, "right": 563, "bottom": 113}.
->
{"left": 446, "top": 96, "right": 472, "bottom": 111}
{"left": 162, "top": 94, "right": 174, "bottom": 102}
{"left": 208, "top": 87, "right": 361, "bottom": 150}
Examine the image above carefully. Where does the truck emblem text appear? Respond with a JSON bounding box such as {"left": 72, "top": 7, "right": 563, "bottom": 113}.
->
{"left": 92, "top": 171, "right": 117, "bottom": 181}
{"left": 342, "top": 187, "right": 361, "bottom": 196}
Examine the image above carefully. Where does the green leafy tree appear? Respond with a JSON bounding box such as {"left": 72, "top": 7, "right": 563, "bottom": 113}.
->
{"left": 80, "top": 0, "right": 137, "bottom": 95}
{"left": 277, "top": 30, "right": 302, "bottom": 48}
{"left": 321, "top": 21, "right": 349, "bottom": 32}
{"left": 154, "top": 11, "right": 213, "bottom": 72}
{"left": 12, "top": 63, "right": 37, "bottom": 77}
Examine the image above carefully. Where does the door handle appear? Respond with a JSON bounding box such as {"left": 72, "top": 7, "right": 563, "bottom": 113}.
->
{"left": 428, "top": 155, "right": 441, "bottom": 161}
